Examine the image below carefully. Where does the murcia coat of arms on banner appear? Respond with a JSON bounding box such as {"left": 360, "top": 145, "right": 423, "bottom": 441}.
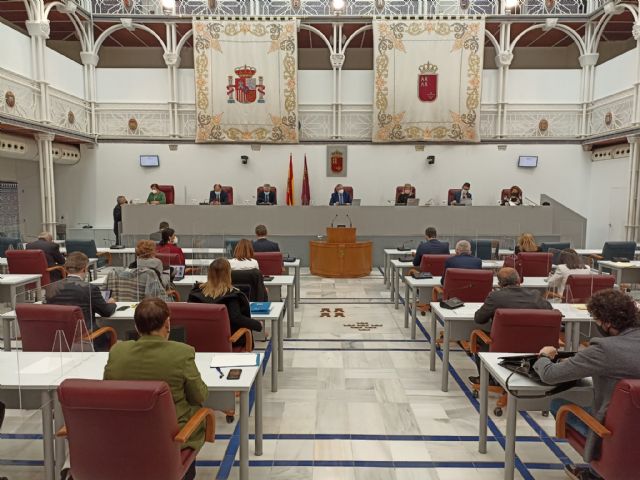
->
{"left": 227, "top": 65, "right": 265, "bottom": 104}
{"left": 418, "top": 62, "right": 438, "bottom": 102}
{"left": 330, "top": 150, "right": 344, "bottom": 173}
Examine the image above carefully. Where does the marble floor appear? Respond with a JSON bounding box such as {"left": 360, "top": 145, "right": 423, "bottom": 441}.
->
{"left": 0, "top": 268, "right": 583, "bottom": 480}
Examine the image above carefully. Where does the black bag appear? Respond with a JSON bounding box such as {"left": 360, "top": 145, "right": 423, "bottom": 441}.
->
{"left": 411, "top": 271, "right": 433, "bottom": 279}
{"left": 498, "top": 353, "right": 577, "bottom": 398}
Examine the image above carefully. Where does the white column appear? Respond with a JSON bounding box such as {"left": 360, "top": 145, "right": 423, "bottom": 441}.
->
{"left": 164, "top": 23, "right": 179, "bottom": 137}
{"left": 80, "top": 52, "right": 99, "bottom": 134}
{"left": 25, "top": 19, "right": 51, "bottom": 123}
{"left": 632, "top": 23, "right": 640, "bottom": 125}
{"left": 627, "top": 135, "right": 640, "bottom": 241}
{"left": 496, "top": 22, "right": 512, "bottom": 138}
{"left": 35, "top": 133, "right": 56, "bottom": 235}
{"left": 578, "top": 53, "right": 599, "bottom": 137}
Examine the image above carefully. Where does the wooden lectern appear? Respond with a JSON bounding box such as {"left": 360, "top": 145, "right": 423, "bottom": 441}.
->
{"left": 309, "top": 227, "right": 372, "bottom": 278}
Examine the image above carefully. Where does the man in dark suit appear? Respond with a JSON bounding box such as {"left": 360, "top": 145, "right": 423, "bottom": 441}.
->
{"left": 257, "top": 184, "right": 276, "bottom": 205}
{"left": 329, "top": 184, "right": 351, "bottom": 206}
{"left": 252, "top": 224, "right": 280, "bottom": 252}
{"left": 150, "top": 221, "right": 169, "bottom": 242}
{"left": 208, "top": 184, "right": 229, "bottom": 205}
{"left": 412, "top": 227, "right": 450, "bottom": 266}
{"left": 468, "top": 267, "right": 553, "bottom": 383}
{"left": 26, "top": 232, "right": 66, "bottom": 281}
{"left": 440, "top": 240, "right": 481, "bottom": 284}
{"left": 451, "top": 182, "right": 472, "bottom": 205}
{"left": 113, "top": 195, "right": 127, "bottom": 245}
{"left": 45, "top": 252, "right": 117, "bottom": 350}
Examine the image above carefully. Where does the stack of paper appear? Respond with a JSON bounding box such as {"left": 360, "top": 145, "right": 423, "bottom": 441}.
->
{"left": 210, "top": 353, "right": 260, "bottom": 368}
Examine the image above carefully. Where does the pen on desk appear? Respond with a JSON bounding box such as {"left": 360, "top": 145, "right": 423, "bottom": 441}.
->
{"left": 215, "top": 367, "right": 224, "bottom": 378}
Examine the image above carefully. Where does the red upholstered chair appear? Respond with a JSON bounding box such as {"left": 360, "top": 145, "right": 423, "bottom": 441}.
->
{"left": 556, "top": 379, "right": 640, "bottom": 480}
{"left": 343, "top": 186, "right": 354, "bottom": 200}
{"left": 564, "top": 274, "right": 615, "bottom": 303}
{"left": 448, "top": 189, "right": 461, "bottom": 205}
{"left": 517, "top": 252, "right": 553, "bottom": 278}
{"left": 6, "top": 249, "right": 66, "bottom": 287}
{"left": 501, "top": 188, "right": 522, "bottom": 205}
{"left": 57, "top": 379, "right": 215, "bottom": 480}
{"left": 470, "top": 308, "right": 563, "bottom": 415}
{"left": 257, "top": 186, "right": 277, "bottom": 204}
{"left": 157, "top": 185, "right": 175, "bottom": 204}
{"left": 222, "top": 186, "right": 234, "bottom": 205}
{"left": 16, "top": 304, "right": 116, "bottom": 352}
{"left": 254, "top": 252, "right": 284, "bottom": 275}
{"left": 167, "top": 303, "right": 253, "bottom": 353}
{"left": 419, "top": 254, "right": 451, "bottom": 276}
{"left": 442, "top": 268, "right": 493, "bottom": 302}
{"left": 395, "top": 186, "right": 416, "bottom": 202}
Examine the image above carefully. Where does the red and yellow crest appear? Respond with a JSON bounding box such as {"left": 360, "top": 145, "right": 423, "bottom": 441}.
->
{"left": 226, "top": 65, "right": 266, "bottom": 104}
{"left": 330, "top": 150, "right": 344, "bottom": 173}
{"left": 418, "top": 62, "right": 438, "bottom": 102}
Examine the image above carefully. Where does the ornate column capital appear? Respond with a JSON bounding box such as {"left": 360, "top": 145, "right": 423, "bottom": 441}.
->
{"left": 163, "top": 52, "right": 181, "bottom": 68}
{"left": 25, "top": 20, "right": 50, "bottom": 39}
{"left": 627, "top": 134, "right": 640, "bottom": 145}
{"left": 494, "top": 51, "right": 513, "bottom": 68}
{"left": 330, "top": 53, "right": 345, "bottom": 68}
{"left": 633, "top": 22, "right": 640, "bottom": 41}
{"left": 80, "top": 52, "right": 99, "bottom": 67}
{"left": 35, "top": 133, "right": 55, "bottom": 142}
{"left": 578, "top": 53, "right": 599, "bottom": 68}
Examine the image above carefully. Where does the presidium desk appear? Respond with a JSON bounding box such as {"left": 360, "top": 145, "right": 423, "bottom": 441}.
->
{"left": 309, "top": 227, "right": 372, "bottom": 278}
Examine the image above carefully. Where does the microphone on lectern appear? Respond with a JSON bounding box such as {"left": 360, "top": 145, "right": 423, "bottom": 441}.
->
{"left": 331, "top": 214, "right": 339, "bottom": 228}
{"left": 346, "top": 214, "right": 352, "bottom": 228}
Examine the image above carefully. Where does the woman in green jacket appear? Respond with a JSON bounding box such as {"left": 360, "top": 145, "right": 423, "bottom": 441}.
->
{"left": 147, "top": 183, "right": 166, "bottom": 204}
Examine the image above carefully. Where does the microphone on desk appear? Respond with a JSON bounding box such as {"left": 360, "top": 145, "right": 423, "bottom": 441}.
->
{"left": 346, "top": 214, "right": 352, "bottom": 228}
{"left": 330, "top": 214, "right": 339, "bottom": 228}
{"left": 439, "top": 282, "right": 476, "bottom": 309}
{"left": 397, "top": 239, "right": 413, "bottom": 252}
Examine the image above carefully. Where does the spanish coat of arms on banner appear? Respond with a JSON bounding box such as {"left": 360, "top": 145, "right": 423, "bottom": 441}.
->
{"left": 193, "top": 20, "right": 298, "bottom": 143}
{"left": 372, "top": 19, "right": 485, "bottom": 142}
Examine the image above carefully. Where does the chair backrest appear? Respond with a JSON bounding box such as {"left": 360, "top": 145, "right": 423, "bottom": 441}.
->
{"left": 155, "top": 252, "right": 180, "bottom": 268}
{"left": 157, "top": 185, "right": 175, "bottom": 204}
{"left": 156, "top": 245, "right": 184, "bottom": 265}
{"left": 6, "top": 249, "right": 52, "bottom": 285}
{"left": 222, "top": 185, "right": 234, "bottom": 205}
{"left": 231, "top": 269, "right": 268, "bottom": 302}
{"left": 16, "top": 304, "right": 87, "bottom": 352}
{"left": 343, "top": 186, "right": 354, "bottom": 199}
{"left": 489, "top": 309, "right": 562, "bottom": 352}
{"left": 443, "top": 268, "right": 493, "bottom": 302}
{"left": 57, "top": 379, "right": 186, "bottom": 480}
{"left": 395, "top": 186, "right": 416, "bottom": 202}
{"left": 168, "top": 303, "right": 232, "bottom": 352}
{"left": 601, "top": 241, "right": 636, "bottom": 261}
{"left": 593, "top": 379, "right": 640, "bottom": 480}
{"left": 517, "top": 252, "right": 553, "bottom": 277}
{"left": 447, "top": 189, "right": 460, "bottom": 205}
{"left": 470, "top": 239, "right": 497, "bottom": 260}
{"left": 257, "top": 186, "right": 277, "bottom": 204}
{"left": 564, "top": 274, "right": 616, "bottom": 303}
{"left": 540, "top": 242, "right": 571, "bottom": 265}
{"left": 106, "top": 268, "right": 169, "bottom": 302}
{"left": 254, "top": 251, "right": 284, "bottom": 275}
{"left": 0, "top": 237, "right": 21, "bottom": 257}
{"left": 65, "top": 239, "right": 99, "bottom": 259}
{"left": 419, "top": 254, "right": 451, "bottom": 276}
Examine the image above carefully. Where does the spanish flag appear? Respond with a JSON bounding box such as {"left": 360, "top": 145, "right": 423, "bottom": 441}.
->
{"left": 286, "top": 153, "right": 294, "bottom": 205}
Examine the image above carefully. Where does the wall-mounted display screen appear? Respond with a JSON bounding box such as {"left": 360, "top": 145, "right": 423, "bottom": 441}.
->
{"left": 140, "top": 155, "right": 160, "bottom": 167}
{"left": 518, "top": 156, "right": 538, "bottom": 168}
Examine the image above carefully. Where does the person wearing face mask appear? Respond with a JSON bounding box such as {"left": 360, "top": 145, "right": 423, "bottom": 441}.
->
{"left": 395, "top": 183, "right": 416, "bottom": 205}
{"left": 501, "top": 185, "right": 522, "bottom": 206}
{"left": 329, "top": 184, "right": 352, "bottom": 206}
{"left": 156, "top": 227, "right": 186, "bottom": 265}
{"left": 534, "top": 289, "right": 640, "bottom": 480}
{"left": 147, "top": 183, "right": 166, "bottom": 205}
{"left": 257, "top": 184, "right": 276, "bottom": 205}
{"left": 451, "top": 182, "right": 472, "bottom": 205}
{"left": 209, "top": 184, "right": 229, "bottom": 205}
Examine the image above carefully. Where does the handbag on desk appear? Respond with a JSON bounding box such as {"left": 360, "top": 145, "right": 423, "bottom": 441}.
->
{"left": 499, "top": 353, "right": 577, "bottom": 397}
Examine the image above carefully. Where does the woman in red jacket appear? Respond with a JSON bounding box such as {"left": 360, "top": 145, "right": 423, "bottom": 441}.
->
{"left": 155, "top": 228, "right": 186, "bottom": 265}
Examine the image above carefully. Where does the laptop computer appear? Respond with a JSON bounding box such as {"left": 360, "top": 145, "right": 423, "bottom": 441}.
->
{"left": 351, "top": 199, "right": 361, "bottom": 206}
{"left": 406, "top": 198, "right": 420, "bottom": 206}
{"left": 172, "top": 265, "right": 185, "bottom": 282}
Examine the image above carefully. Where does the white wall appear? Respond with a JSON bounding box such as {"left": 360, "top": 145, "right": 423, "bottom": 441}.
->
{"left": 44, "top": 48, "right": 84, "bottom": 97}
{"left": 0, "top": 157, "right": 42, "bottom": 238}
{"left": 593, "top": 49, "right": 637, "bottom": 99}
{"left": 506, "top": 70, "right": 581, "bottom": 103}
{"left": 0, "top": 22, "right": 32, "bottom": 77}
{"left": 96, "top": 69, "right": 169, "bottom": 102}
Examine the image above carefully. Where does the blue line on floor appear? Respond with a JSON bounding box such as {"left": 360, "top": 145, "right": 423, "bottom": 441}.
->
{"left": 519, "top": 411, "right": 572, "bottom": 465}
{"left": 219, "top": 460, "right": 567, "bottom": 469}
{"left": 283, "top": 347, "right": 434, "bottom": 352}
{"left": 285, "top": 338, "right": 429, "bottom": 343}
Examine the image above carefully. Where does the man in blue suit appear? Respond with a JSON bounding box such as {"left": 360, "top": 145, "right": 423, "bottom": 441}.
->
{"left": 329, "top": 184, "right": 351, "bottom": 206}
{"left": 412, "top": 227, "right": 450, "bottom": 266}
{"left": 451, "top": 182, "right": 472, "bottom": 205}
{"left": 441, "top": 240, "right": 482, "bottom": 284}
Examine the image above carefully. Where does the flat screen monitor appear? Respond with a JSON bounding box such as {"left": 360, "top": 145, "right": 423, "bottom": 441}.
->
{"left": 518, "top": 155, "right": 538, "bottom": 168}
{"left": 140, "top": 155, "right": 160, "bottom": 167}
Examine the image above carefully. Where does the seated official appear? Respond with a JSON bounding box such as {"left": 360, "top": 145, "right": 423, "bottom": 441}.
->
{"left": 188, "top": 258, "right": 263, "bottom": 348}
{"left": 147, "top": 183, "right": 166, "bottom": 205}
{"left": 104, "top": 298, "right": 208, "bottom": 480}
{"left": 252, "top": 224, "right": 280, "bottom": 252}
{"left": 45, "top": 252, "right": 117, "bottom": 351}
{"left": 26, "top": 231, "right": 66, "bottom": 281}
{"left": 468, "top": 267, "right": 553, "bottom": 382}
{"left": 441, "top": 240, "right": 482, "bottom": 284}
{"left": 451, "top": 182, "right": 472, "bottom": 205}
{"left": 396, "top": 184, "right": 415, "bottom": 205}
{"left": 413, "top": 226, "right": 450, "bottom": 266}
{"left": 329, "top": 184, "right": 351, "bottom": 206}
{"left": 156, "top": 228, "right": 186, "bottom": 265}
{"left": 546, "top": 249, "right": 591, "bottom": 296}
{"left": 150, "top": 221, "right": 169, "bottom": 242}
{"left": 229, "top": 239, "right": 259, "bottom": 271}
{"left": 514, "top": 232, "right": 541, "bottom": 254}
{"left": 534, "top": 289, "right": 640, "bottom": 480}
{"left": 501, "top": 185, "right": 523, "bottom": 206}
{"left": 257, "top": 184, "right": 276, "bottom": 205}
{"left": 208, "top": 184, "right": 229, "bottom": 205}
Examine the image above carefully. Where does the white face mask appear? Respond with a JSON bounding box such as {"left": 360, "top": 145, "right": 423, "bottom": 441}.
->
{"left": 172, "top": 236, "right": 179, "bottom": 244}
{"left": 152, "top": 189, "right": 158, "bottom": 194}
{"left": 338, "top": 189, "right": 344, "bottom": 194}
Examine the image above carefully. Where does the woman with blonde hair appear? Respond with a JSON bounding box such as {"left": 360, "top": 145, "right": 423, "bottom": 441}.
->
{"left": 515, "top": 233, "right": 541, "bottom": 254}
{"left": 229, "top": 239, "right": 259, "bottom": 271}
{"left": 188, "top": 258, "right": 262, "bottom": 347}
{"left": 134, "top": 239, "right": 168, "bottom": 287}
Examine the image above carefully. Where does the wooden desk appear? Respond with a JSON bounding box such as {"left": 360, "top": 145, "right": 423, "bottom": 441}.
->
{"left": 309, "top": 240, "right": 372, "bottom": 277}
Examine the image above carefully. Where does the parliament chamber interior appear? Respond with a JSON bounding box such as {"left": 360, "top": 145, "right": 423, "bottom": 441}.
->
{"left": 1, "top": 0, "right": 640, "bottom": 479}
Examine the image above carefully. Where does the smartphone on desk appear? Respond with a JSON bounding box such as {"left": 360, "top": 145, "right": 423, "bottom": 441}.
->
{"left": 116, "top": 305, "right": 130, "bottom": 311}
{"left": 227, "top": 369, "right": 242, "bottom": 380}
{"left": 263, "top": 276, "right": 274, "bottom": 281}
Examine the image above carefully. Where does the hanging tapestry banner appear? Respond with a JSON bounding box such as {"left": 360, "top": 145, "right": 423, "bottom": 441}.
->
{"left": 372, "top": 19, "right": 485, "bottom": 143}
{"left": 193, "top": 20, "right": 298, "bottom": 143}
